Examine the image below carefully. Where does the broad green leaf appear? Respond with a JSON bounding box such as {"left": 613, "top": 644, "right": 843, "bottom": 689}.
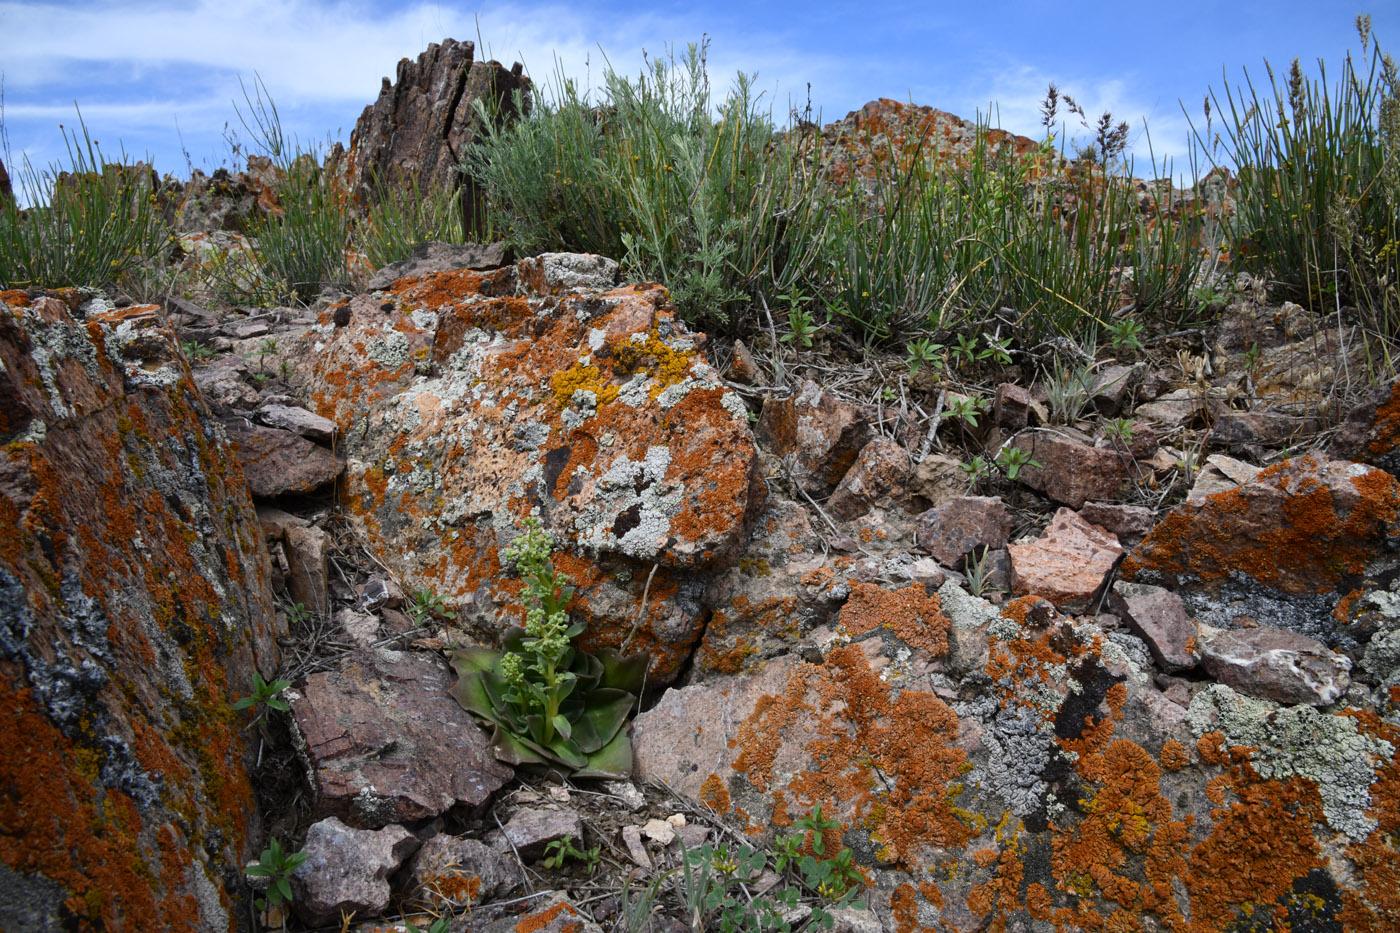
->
{"left": 572, "top": 722, "right": 633, "bottom": 779}
{"left": 597, "top": 646, "right": 649, "bottom": 693}
{"left": 552, "top": 714, "right": 572, "bottom": 741}
{"left": 570, "top": 688, "right": 635, "bottom": 753}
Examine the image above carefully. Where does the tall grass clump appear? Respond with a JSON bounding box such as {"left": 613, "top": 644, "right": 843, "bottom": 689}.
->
{"left": 1198, "top": 15, "right": 1400, "bottom": 336}
{"left": 0, "top": 117, "right": 169, "bottom": 291}
{"left": 358, "top": 171, "right": 467, "bottom": 272}
{"left": 464, "top": 42, "right": 829, "bottom": 328}
{"left": 223, "top": 76, "right": 354, "bottom": 304}
{"left": 817, "top": 110, "right": 1199, "bottom": 343}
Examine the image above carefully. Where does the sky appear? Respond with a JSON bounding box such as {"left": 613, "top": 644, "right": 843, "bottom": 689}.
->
{"left": 1, "top": 1, "right": 1397, "bottom": 197}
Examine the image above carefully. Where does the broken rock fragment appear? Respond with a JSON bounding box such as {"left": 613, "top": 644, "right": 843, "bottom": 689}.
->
{"left": 1108, "top": 581, "right": 1199, "bottom": 672}
{"left": 290, "top": 817, "right": 419, "bottom": 926}
{"left": 756, "top": 380, "right": 872, "bottom": 495}
{"left": 1007, "top": 428, "right": 1132, "bottom": 508}
{"left": 1009, "top": 508, "right": 1123, "bottom": 612}
{"left": 915, "top": 496, "right": 1012, "bottom": 568}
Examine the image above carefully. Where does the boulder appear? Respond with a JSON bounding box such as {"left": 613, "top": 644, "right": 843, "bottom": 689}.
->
{"left": 1330, "top": 377, "right": 1400, "bottom": 477}
{"left": 1197, "top": 625, "right": 1352, "bottom": 706}
{"left": 290, "top": 817, "right": 419, "bottom": 926}
{"left": 303, "top": 259, "right": 757, "bottom": 681}
{"left": 1123, "top": 454, "right": 1400, "bottom": 653}
{"left": 288, "top": 647, "right": 513, "bottom": 826}
{"left": 255, "top": 402, "right": 339, "bottom": 444}
{"left": 1009, "top": 509, "right": 1123, "bottom": 612}
{"left": 348, "top": 38, "right": 530, "bottom": 233}
{"left": 756, "top": 380, "right": 872, "bottom": 495}
{"left": 408, "top": 834, "right": 523, "bottom": 909}
{"left": 0, "top": 296, "right": 278, "bottom": 929}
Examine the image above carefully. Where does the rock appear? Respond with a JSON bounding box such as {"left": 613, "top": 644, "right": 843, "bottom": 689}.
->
{"left": 171, "top": 165, "right": 274, "bottom": 233}
{"left": 348, "top": 39, "right": 530, "bottom": 233}
{"left": 516, "top": 252, "right": 620, "bottom": 294}
{"left": 1009, "top": 508, "right": 1124, "bottom": 612}
{"left": 1134, "top": 387, "right": 1222, "bottom": 428}
{"left": 290, "top": 817, "right": 419, "bottom": 926}
{"left": 939, "top": 581, "right": 998, "bottom": 676}
{"left": 192, "top": 355, "right": 262, "bottom": 411}
{"left": 1330, "top": 377, "right": 1400, "bottom": 477}
{"left": 221, "top": 418, "right": 345, "bottom": 497}
{"left": 289, "top": 648, "right": 513, "bottom": 826}
{"left": 1006, "top": 428, "right": 1133, "bottom": 508}
{"left": 478, "top": 893, "right": 604, "bottom": 933}
{"left": 409, "top": 834, "right": 522, "bottom": 908}
{"left": 1197, "top": 625, "right": 1353, "bottom": 706}
{"left": 1077, "top": 501, "right": 1157, "bottom": 548}
{"left": 256, "top": 403, "right": 339, "bottom": 444}
{"left": 285, "top": 520, "right": 330, "bottom": 615}
{"left": 1123, "top": 454, "right": 1400, "bottom": 653}
{"left": 907, "top": 452, "right": 968, "bottom": 510}
{"left": 728, "top": 338, "right": 760, "bottom": 384}
{"left": 620, "top": 825, "right": 651, "bottom": 868}
{"left": 493, "top": 808, "right": 584, "bottom": 861}
{"left": 0, "top": 295, "right": 278, "bottom": 929}
{"left": 641, "top": 818, "right": 676, "bottom": 845}
{"left": 304, "top": 261, "right": 757, "bottom": 681}
{"left": 366, "top": 241, "right": 511, "bottom": 291}
{"left": 1090, "top": 364, "right": 1142, "bottom": 415}
{"left": 915, "top": 496, "right": 1012, "bottom": 568}
{"left": 1108, "top": 582, "right": 1200, "bottom": 672}
{"left": 336, "top": 608, "right": 380, "bottom": 648}
{"left": 224, "top": 320, "right": 270, "bottom": 340}
{"left": 356, "top": 575, "right": 405, "bottom": 612}
{"left": 756, "top": 380, "right": 872, "bottom": 495}
{"left": 993, "top": 383, "right": 1032, "bottom": 431}
{"left": 1208, "top": 410, "right": 1319, "bottom": 453}
{"left": 827, "top": 438, "right": 909, "bottom": 520}
{"left": 1185, "top": 453, "right": 1261, "bottom": 501}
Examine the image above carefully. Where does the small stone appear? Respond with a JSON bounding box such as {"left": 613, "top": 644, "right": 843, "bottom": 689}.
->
{"left": 641, "top": 819, "right": 676, "bottom": 845}
{"left": 499, "top": 808, "right": 584, "bottom": 861}
{"left": 1078, "top": 502, "right": 1157, "bottom": 548}
{"left": 1009, "top": 508, "right": 1124, "bottom": 612}
{"left": 1186, "top": 454, "right": 1261, "bottom": 501}
{"left": 284, "top": 521, "right": 329, "bottom": 616}
{"left": 1091, "top": 364, "right": 1142, "bottom": 416}
{"left": 599, "top": 780, "right": 647, "bottom": 811}
{"left": 357, "top": 575, "right": 405, "bottom": 612}
{"left": 755, "top": 381, "right": 872, "bottom": 494}
{"left": 225, "top": 320, "right": 270, "bottom": 339}
{"left": 620, "top": 825, "right": 651, "bottom": 869}
{"left": 1108, "top": 582, "right": 1199, "bottom": 672}
{"left": 993, "top": 383, "right": 1033, "bottom": 431}
{"left": 408, "top": 834, "right": 523, "bottom": 908}
{"left": 221, "top": 418, "right": 344, "bottom": 497}
{"left": 1197, "top": 625, "right": 1353, "bottom": 706}
{"left": 728, "top": 339, "right": 761, "bottom": 385}
{"left": 290, "top": 817, "right": 419, "bottom": 926}
{"left": 335, "top": 608, "right": 380, "bottom": 648}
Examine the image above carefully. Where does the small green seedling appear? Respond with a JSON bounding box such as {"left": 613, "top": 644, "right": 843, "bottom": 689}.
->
{"left": 244, "top": 838, "right": 306, "bottom": 915}
{"left": 542, "top": 835, "right": 601, "bottom": 873}
{"left": 404, "top": 919, "right": 451, "bottom": 933}
{"left": 408, "top": 587, "right": 455, "bottom": 626}
{"left": 233, "top": 672, "right": 292, "bottom": 725}
{"left": 181, "top": 340, "right": 215, "bottom": 362}
{"left": 960, "top": 456, "right": 992, "bottom": 488}
{"left": 946, "top": 395, "right": 985, "bottom": 428}
{"left": 1104, "top": 418, "right": 1136, "bottom": 446}
{"left": 256, "top": 337, "right": 279, "bottom": 372}
{"left": 780, "top": 306, "right": 819, "bottom": 349}
{"left": 906, "top": 337, "right": 945, "bottom": 376}
{"left": 949, "top": 333, "right": 981, "bottom": 368}
{"left": 1106, "top": 318, "right": 1144, "bottom": 352}
{"left": 995, "top": 446, "right": 1043, "bottom": 481}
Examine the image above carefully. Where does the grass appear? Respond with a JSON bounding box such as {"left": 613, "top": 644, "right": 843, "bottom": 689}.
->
{"left": 1194, "top": 15, "right": 1400, "bottom": 340}
{"left": 0, "top": 116, "right": 171, "bottom": 291}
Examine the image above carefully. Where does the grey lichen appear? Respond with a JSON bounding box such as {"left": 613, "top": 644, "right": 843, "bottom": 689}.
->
{"left": 1185, "top": 683, "right": 1393, "bottom": 839}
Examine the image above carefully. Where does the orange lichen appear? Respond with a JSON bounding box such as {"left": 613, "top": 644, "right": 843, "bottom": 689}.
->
{"left": 700, "top": 773, "right": 732, "bottom": 814}
{"left": 550, "top": 361, "right": 620, "bottom": 408}
{"left": 837, "top": 582, "right": 950, "bottom": 657}
{"left": 612, "top": 328, "right": 694, "bottom": 396}
{"left": 1337, "top": 711, "right": 1400, "bottom": 931}
{"left": 1105, "top": 682, "right": 1126, "bottom": 721}
{"left": 1159, "top": 740, "right": 1188, "bottom": 772}
{"left": 513, "top": 901, "right": 581, "bottom": 933}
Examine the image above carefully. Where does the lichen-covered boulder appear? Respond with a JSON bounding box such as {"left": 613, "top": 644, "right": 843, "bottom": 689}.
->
{"left": 303, "top": 257, "right": 758, "bottom": 679}
{"left": 0, "top": 294, "right": 279, "bottom": 930}
{"left": 1122, "top": 454, "right": 1400, "bottom": 654}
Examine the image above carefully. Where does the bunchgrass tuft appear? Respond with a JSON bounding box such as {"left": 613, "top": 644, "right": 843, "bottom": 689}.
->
{"left": 1, "top": 114, "right": 170, "bottom": 291}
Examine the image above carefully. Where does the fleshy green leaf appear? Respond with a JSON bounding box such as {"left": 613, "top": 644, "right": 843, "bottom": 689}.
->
{"left": 573, "top": 724, "right": 634, "bottom": 779}
{"left": 552, "top": 714, "right": 572, "bottom": 741}
{"left": 569, "top": 688, "right": 634, "bottom": 753}
{"left": 597, "top": 646, "right": 649, "bottom": 693}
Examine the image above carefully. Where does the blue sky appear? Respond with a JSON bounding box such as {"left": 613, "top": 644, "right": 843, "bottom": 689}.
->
{"left": 1, "top": 1, "right": 1396, "bottom": 193}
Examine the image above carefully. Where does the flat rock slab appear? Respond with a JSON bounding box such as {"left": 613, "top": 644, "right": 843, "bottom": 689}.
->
{"left": 289, "top": 648, "right": 512, "bottom": 827}
{"left": 256, "top": 403, "right": 339, "bottom": 444}
{"left": 291, "top": 817, "right": 419, "bottom": 926}
{"left": 366, "top": 241, "right": 511, "bottom": 291}
{"left": 222, "top": 418, "right": 344, "bottom": 497}
{"left": 1009, "top": 508, "right": 1123, "bottom": 612}
{"left": 1198, "top": 625, "right": 1352, "bottom": 706}
{"left": 915, "top": 496, "right": 1012, "bottom": 568}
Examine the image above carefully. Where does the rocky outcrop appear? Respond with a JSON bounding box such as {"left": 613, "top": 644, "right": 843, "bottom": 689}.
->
{"left": 347, "top": 38, "right": 531, "bottom": 232}
{"left": 0, "top": 294, "right": 278, "bottom": 930}
{"left": 302, "top": 255, "right": 759, "bottom": 680}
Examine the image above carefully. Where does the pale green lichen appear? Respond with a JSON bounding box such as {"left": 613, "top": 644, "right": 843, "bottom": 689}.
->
{"left": 366, "top": 331, "right": 411, "bottom": 369}
{"left": 1185, "top": 683, "right": 1393, "bottom": 839}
